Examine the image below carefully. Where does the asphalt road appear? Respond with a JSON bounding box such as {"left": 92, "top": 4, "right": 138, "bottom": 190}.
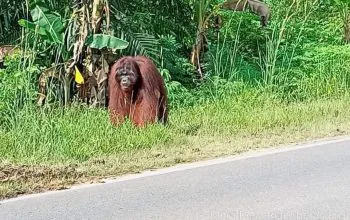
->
{"left": 2, "top": 137, "right": 350, "bottom": 220}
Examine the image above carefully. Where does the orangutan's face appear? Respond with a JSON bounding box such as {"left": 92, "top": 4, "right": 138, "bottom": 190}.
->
{"left": 116, "top": 62, "right": 139, "bottom": 92}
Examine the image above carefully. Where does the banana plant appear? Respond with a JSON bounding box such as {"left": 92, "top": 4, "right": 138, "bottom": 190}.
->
{"left": 19, "top": 0, "right": 129, "bottom": 107}
{"left": 65, "top": 0, "right": 129, "bottom": 107}
{"left": 190, "top": 0, "right": 220, "bottom": 79}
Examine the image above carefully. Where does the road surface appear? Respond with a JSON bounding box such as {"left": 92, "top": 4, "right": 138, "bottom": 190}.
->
{"left": 2, "top": 137, "right": 350, "bottom": 219}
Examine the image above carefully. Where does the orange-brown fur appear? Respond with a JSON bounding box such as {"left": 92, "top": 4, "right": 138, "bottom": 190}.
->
{"left": 108, "top": 56, "right": 168, "bottom": 127}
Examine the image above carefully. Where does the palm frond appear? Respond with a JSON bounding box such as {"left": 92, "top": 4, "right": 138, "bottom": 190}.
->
{"left": 124, "top": 33, "right": 160, "bottom": 58}
{"left": 114, "top": 31, "right": 160, "bottom": 62}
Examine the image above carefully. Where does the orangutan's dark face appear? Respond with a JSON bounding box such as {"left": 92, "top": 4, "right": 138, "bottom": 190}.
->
{"left": 116, "top": 62, "right": 139, "bottom": 92}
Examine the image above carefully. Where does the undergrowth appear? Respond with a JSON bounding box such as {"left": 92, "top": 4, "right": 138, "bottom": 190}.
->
{"left": 0, "top": 84, "right": 349, "bottom": 164}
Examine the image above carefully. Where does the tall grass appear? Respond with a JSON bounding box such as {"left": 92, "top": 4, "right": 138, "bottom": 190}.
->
{"left": 1, "top": 87, "right": 350, "bottom": 164}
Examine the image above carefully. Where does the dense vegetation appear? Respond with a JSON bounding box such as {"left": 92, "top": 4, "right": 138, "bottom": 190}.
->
{"left": 1, "top": 0, "right": 350, "bottom": 198}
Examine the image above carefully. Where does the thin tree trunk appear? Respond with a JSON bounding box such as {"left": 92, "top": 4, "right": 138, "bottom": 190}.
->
{"left": 344, "top": 14, "right": 350, "bottom": 44}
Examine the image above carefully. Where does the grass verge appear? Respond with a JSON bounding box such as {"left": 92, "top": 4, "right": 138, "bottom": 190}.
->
{"left": 1, "top": 89, "right": 350, "bottom": 200}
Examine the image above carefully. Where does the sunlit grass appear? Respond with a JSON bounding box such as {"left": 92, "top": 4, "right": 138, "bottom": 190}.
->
{"left": 1, "top": 87, "right": 349, "bottom": 164}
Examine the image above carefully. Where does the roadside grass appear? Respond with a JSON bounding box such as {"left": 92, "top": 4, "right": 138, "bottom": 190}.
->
{"left": 1, "top": 88, "right": 350, "bottom": 200}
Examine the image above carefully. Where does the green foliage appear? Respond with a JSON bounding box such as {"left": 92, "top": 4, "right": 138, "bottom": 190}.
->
{"left": 17, "top": 2, "right": 130, "bottom": 63}
{"left": 85, "top": 34, "right": 129, "bottom": 50}
{"left": 159, "top": 35, "right": 197, "bottom": 87}
{"left": 18, "top": 4, "right": 65, "bottom": 44}
{"left": 0, "top": 0, "right": 24, "bottom": 44}
{"left": 119, "top": 33, "right": 160, "bottom": 61}
{"left": 109, "top": 0, "right": 194, "bottom": 47}
{"left": 0, "top": 55, "right": 40, "bottom": 128}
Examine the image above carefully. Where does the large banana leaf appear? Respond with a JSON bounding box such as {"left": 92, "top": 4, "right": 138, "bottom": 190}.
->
{"left": 85, "top": 34, "right": 129, "bottom": 50}
{"left": 18, "top": 5, "right": 65, "bottom": 44}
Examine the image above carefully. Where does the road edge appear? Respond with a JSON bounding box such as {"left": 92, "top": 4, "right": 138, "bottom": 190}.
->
{"left": 2, "top": 134, "right": 350, "bottom": 204}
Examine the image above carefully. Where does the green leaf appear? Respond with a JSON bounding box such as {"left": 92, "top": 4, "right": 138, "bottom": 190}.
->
{"left": 31, "top": 6, "right": 65, "bottom": 44}
{"left": 19, "top": 5, "right": 65, "bottom": 44}
{"left": 18, "top": 19, "right": 47, "bottom": 36}
{"left": 85, "top": 34, "right": 129, "bottom": 50}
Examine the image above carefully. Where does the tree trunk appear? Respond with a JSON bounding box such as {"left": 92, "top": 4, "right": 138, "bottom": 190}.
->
{"left": 190, "top": 32, "right": 205, "bottom": 79}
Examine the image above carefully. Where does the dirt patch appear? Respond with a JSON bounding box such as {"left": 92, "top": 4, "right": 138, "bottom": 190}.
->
{"left": 0, "top": 163, "right": 87, "bottom": 200}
